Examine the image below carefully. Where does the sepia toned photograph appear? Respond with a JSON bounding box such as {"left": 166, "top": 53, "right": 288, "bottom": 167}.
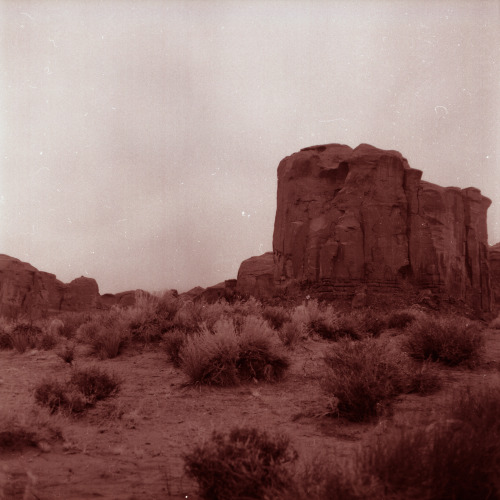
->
{"left": 1, "top": 1, "right": 499, "bottom": 498}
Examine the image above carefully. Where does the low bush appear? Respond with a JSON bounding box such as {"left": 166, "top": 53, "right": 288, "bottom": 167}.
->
{"left": 323, "top": 338, "right": 408, "bottom": 422}
{"left": 279, "top": 320, "right": 303, "bottom": 348}
{"left": 362, "top": 386, "right": 500, "bottom": 500}
{"left": 57, "top": 312, "right": 91, "bottom": 339}
{"left": 76, "top": 313, "right": 129, "bottom": 359}
{"left": 358, "top": 310, "right": 386, "bottom": 337}
{"left": 70, "top": 366, "right": 120, "bottom": 403}
{"left": 34, "top": 380, "right": 87, "bottom": 414}
{"left": 9, "top": 323, "right": 41, "bottom": 353}
{"left": 387, "top": 310, "right": 416, "bottom": 330}
{"left": 262, "top": 306, "right": 291, "bottom": 330}
{"left": 34, "top": 366, "right": 120, "bottom": 414}
{"left": 405, "top": 316, "right": 484, "bottom": 366}
{"left": 164, "top": 328, "right": 188, "bottom": 367}
{"left": 310, "top": 315, "right": 360, "bottom": 341}
{"left": 237, "top": 316, "right": 289, "bottom": 382}
{"left": 55, "top": 342, "right": 75, "bottom": 364}
{"left": 184, "top": 427, "right": 298, "bottom": 500}
{"left": 180, "top": 320, "right": 240, "bottom": 386}
{"left": 179, "top": 316, "right": 289, "bottom": 386}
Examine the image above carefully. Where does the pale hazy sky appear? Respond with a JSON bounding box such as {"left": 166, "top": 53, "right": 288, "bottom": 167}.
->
{"left": 1, "top": 0, "right": 499, "bottom": 294}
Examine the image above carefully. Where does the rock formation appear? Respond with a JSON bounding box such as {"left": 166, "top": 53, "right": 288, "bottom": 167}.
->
{"left": 237, "top": 143, "right": 493, "bottom": 312}
{"left": 489, "top": 243, "right": 500, "bottom": 307}
{"left": 0, "top": 254, "right": 102, "bottom": 318}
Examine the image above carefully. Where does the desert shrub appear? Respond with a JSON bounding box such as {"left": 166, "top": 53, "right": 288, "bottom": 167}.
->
{"left": 34, "top": 380, "right": 87, "bottom": 414}
{"left": 155, "top": 290, "right": 181, "bottom": 320}
{"left": 174, "top": 301, "right": 205, "bottom": 332}
{"left": 57, "top": 312, "right": 91, "bottom": 339}
{"left": 9, "top": 323, "right": 41, "bottom": 353}
{"left": 70, "top": 366, "right": 120, "bottom": 403}
{"left": 34, "top": 366, "right": 119, "bottom": 414}
{"left": 36, "top": 330, "right": 59, "bottom": 350}
{"left": 129, "top": 316, "right": 169, "bottom": 343}
{"left": 310, "top": 315, "right": 361, "bottom": 341}
{"left": 164, "top": 328, "right": 188, "bottom": 367}
{"left": 184, "top": 427, "right": 298, "bottom": 500}
{"left": 405, "top": 316, "right": 484, "bottom": 366}
{"left": 323, "top": 338, "right": 408, "bottom": 422}
{"left": 363, "top": 386, "right": 500, "bottom": 500}
{"left": 47, "top": 318, "right": 64, "bottom": 337}
{"left": 405, "top": 360, "right": 442, "bottom": 396}
{"left": 279, "top": 320, "right": 304, "bottom": 348}
{"left": 387, "top": 310, "right": 416, "bottom": 330}
{"left": 179, "top": 316, "right": 290, "bottom": 386}
{"left": 358, "top": 310, "right": 386, "bottom": 337}
{"left": 262, "top": 306, "right": 291, "bottom": 330}
{"left": 55, "top": 342, "right": 75, "bottom": 364}
{"left": 76, "top": 312, "right": 129, "bottom": 358}
{"left": 237, "top": 316, "right": 290, "bottom": 382}
{"left": 180, "top": 320, "right": 240, "bottom": 386}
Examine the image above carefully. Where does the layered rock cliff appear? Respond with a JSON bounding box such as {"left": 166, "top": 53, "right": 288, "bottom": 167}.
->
{"left": 0, "top": 254, "right": 101, "bottom": 318}
{"left": 238, "top": 143, "right": 493, "bottom": 312}
{"left": 489, "top": 243, "right": 500, "bottom": 307}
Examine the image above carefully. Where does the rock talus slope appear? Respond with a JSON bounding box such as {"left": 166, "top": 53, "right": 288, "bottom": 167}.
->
{"left": 238, "top": 143, "right": 493, "bottom": 312}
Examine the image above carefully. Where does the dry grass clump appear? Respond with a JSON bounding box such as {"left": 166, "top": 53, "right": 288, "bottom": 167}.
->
{"left": 34, "top": 366, "right": 120, "bottom": 414}
{"left": 323, "top": 338, "right": 420, "bottom": 422}
{"left": 362, "top": 386, "right": 500, "bottom": 500}
{"left": 179, "top": 316, "right": 289, "bottom": 386}
{"left": 164, "top": 328, "right": 189, "bottom": 367}
{"left": 76, "top": 312, "right": 130, "bottom": 359}
{"left": 184, "top": 427, "right": 298, "bottom": 500}
{"left": 387, "top": 310, "right": 416, "bottom": 330}
{"left": 405, "top": 316, "right": 484, "bottom": 367}
{"left": 262, "top": 305, "right": 291, "bottom": 330}
{"left": 56, "top": 312, "right": 92, "bottom": 339}
{"left": 8, "top": 323, "right": 41, "bottom": 353}
{"left": 279, "top": 320, "right": 304, "bottom": 348}
{"left": 237, "top": 316, "right": 289, "bottom": 382}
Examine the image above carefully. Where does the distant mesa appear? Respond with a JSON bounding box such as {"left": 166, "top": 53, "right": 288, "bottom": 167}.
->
{"left": 0, "top": 254, "right": 145, "bottom": 318}
{"left": 235, "top": 143, "right": 496, "bottom": 313}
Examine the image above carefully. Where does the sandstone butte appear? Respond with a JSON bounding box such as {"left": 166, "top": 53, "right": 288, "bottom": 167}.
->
{"left": 236, "top": 143, "right": 497, "bottom": 313}
{"left": 1, "top": 143, "right": 498, "bottom": 318}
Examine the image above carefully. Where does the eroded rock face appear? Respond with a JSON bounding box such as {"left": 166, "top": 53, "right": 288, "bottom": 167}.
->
{"left": 0, "top": 254, "right": 102, "bottom": 318}
{"left": 246, "top": 143, "right": 492, "bottom": 311}
{"left": 236, "top": 253, "right": 275, "bottom": 298}
{"left": 489, "top": 243, "right": 500, "bottom": 306}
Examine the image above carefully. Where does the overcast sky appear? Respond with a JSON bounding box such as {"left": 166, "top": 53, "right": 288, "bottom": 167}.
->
{"left": 1, "top": 0, "right": 499, "bottom": 294}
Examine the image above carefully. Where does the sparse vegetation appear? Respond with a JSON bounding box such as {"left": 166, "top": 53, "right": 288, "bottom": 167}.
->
{"left": 279, "top": 320, "right": 303, "bottom": 347}
{"left": 362, "top": 386, "right": 500, "bottom": 500}
{"left": 387, "top": 310, "right": 416, "bottom": 329}
{"left": 405, "top": 316, "right": 484, "bottom": 366}
{"left": 323, "top": 338, "right": 409, "bottom": 421}
{"left": 262, "top": 305, "right": 291, "bottom": 330}
{"left": 9, "top": 323, "right": 41, "bottom": 353}
{"left": 70, "top": 366, "right": 121, "bottom": 403}
{"left": 34, "top": 366, "right": 120, "bottom": 414}
{"left": 184, "top": 427, "right": 298, "bottom": 500}
{"left": 164, "top": 328, "right": 188, "bottom": 367}
{"left": 179, "top": 316, "right": 289, "bottom": 386}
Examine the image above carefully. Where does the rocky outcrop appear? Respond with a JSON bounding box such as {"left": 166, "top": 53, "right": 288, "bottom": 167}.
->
{"left": 0, "top": 254, "right": 102, "bottom": 318}
{"left": 489, "top": 243, "right": 500, "bottom": 307}
{"left": 236, "top": 253, "right": 275, "bottom": 298}
{"left": 238, "top": 143, "right": 493, "bottom": 312}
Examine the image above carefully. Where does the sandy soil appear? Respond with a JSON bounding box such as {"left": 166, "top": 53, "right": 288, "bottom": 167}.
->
{"left": 1, "top": 328, "right": 499, "bottom": 499}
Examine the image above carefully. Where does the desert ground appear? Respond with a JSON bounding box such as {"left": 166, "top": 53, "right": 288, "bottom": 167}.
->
{"left": 1, "top": 296, "right": 499, "bottom": 499}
